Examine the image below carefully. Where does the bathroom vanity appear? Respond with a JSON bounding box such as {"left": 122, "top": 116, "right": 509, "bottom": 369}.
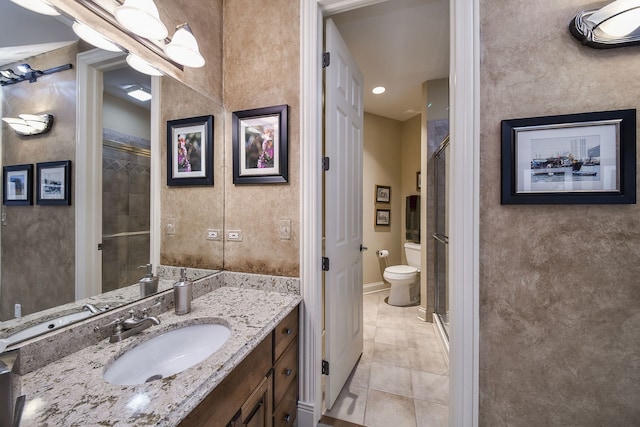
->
{"left": 16, "top": 280, "right": 301, "bottom": 426}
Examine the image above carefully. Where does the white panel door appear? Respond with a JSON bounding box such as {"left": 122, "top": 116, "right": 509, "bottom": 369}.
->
{"left": 324, "top": 17, "right": 364, "bottom": 410}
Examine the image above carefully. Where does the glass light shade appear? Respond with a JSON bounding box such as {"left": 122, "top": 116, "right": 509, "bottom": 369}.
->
{"left": 72, "top": 21, "right": 122, "bottom": 52}
{"left": 126, "top": 54, "right": 163, "bottom": 76}
{"left": 587, "top": 0, "right": 640, "bottom": 36}
{"left": 10, "top": 0, "right": 59, "bottom": 16}
{"left": 114, "top": 0, "right": 168, "bottom": 40}
{"left": 165, "top": 24, "right": 205, "bottom": 68}
{"left": 2, "top": 114, "right": 53, "bottom": 136}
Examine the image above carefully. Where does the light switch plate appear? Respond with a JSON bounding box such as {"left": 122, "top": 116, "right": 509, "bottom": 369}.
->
{"left": 279, "top": 219, "right": 291, "bottom": 240}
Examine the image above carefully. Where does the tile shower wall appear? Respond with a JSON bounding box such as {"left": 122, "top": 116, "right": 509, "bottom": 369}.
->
{"left": 101, "top": 129, "right": 151, "bottom": 292}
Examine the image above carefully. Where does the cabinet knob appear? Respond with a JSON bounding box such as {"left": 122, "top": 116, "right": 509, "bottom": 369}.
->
{"left": 283, "top": 414, "right": 291, "bottom": 423}
{"left": 284, "top": 368, "right": 292, "bottom": 376}
{"left": 284, "top": 327, "right": 292, "bottom": 335}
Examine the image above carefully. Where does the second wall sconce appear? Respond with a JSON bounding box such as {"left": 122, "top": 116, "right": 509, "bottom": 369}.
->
{"left": 2, "top": 114, "right": 55, "bottom": 136}
{"left": 571, "top": 0, "right": 640, "bottom": 48}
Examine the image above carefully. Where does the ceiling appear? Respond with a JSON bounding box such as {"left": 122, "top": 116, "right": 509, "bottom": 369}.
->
{"left": 331, "top": 0, "right": 449, "bottom": 121}
{"left": 1, "top": 0, "right": 449, "bottom": 121}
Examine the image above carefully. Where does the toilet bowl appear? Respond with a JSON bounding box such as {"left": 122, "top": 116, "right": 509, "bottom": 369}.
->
{"left": 383, "top": 242, "right": 421, "bottom": 306}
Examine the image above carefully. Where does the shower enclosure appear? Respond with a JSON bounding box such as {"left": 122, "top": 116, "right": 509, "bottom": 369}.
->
{"left": 433, "top": 135, "right": 449, "bottom": 340}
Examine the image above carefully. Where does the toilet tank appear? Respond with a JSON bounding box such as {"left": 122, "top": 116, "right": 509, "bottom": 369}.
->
{"left": 404, "top": 242, "right": 421, "bottom": 269}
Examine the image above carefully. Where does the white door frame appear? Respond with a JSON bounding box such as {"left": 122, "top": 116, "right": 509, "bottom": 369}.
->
{"left": 75, "top": 49, "right": 161, "bottom": 300}
{"left": 299, "top": 0, "right": 480, "bottom": 425}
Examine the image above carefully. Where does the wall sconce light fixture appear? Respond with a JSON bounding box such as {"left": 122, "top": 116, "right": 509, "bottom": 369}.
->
{"left": 2, "top": 114, "right": 54, "bottom": 136}
{"left": 0, "top": 63, "right": 73, "bottom": 86}
{"left": 571, "top": 0, "right": 640, "bottom": 48}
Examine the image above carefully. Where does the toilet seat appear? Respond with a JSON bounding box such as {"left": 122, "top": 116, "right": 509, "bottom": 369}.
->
{"left": 384, "top": 265, "right": 418, "bottom": 280}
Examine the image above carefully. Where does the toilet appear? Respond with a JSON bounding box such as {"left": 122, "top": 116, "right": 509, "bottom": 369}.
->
{"left": 383, "top": 242, "right": 421, "bottom": 306}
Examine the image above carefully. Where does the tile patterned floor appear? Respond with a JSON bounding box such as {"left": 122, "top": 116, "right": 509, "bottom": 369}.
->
{"left": 322, "top": 290, "right": 449, "bottom": 427}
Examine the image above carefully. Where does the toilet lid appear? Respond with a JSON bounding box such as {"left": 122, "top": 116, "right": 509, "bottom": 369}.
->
{"left": 385, "top": 265, "right": 418, "bottom": 274}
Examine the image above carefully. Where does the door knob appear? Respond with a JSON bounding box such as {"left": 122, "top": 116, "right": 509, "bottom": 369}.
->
{"left": 360, "top": 244, "right": 368, "bottom": 252}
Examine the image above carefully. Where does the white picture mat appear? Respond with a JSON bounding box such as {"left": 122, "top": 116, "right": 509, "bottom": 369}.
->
{"left": 172, "top": 124, "right": 207, "bottom": 179}
{"left": 239, "top": 115, "right": 280, "bottom": 176}
{"left": 6, "top": 170, "right": 28, "bottom": 200}
{"left": 515, "top": 121, "right": 620, "bottom": 193}
{"left": 40, "top": 166, "right": 65, "bottom": 200}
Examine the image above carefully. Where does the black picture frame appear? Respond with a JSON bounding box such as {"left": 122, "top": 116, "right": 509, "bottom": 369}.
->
{"left": 376, "top": 208, "right": 391, "bottom": 226}
{"left": 3, "top": 164, "right": 33, "bottom": 206}
{"left": 232, "top": 104, "right": 289, "bottom": 184}
{"left": 376, "top": 185, "right": 391, "bottom": 203}
{"left": 167, "top": 115, "right": 214, "bottom": 186}
{"left": 36, "top": 160, "right": 71, "bottom": 205}
{"left": 501, "top": 109, "right": 636, "bottom": 204}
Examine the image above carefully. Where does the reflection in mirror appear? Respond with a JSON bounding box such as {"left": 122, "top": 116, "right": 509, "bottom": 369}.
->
{"left": 0, "top": 1, "right": 225, "bottom": 346}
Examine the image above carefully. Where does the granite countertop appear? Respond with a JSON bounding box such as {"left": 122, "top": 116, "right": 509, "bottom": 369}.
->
{"left": 19, "top": 286, "right": 301, "bottom": 426}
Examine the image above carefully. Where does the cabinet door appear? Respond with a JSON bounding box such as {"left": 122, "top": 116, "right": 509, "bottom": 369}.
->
{"left": 241, "top": 376, "right": 272, "bottom": 427}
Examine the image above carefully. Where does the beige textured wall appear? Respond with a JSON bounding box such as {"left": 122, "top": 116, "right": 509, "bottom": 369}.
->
{"left": 160, "top": 77, "right": 225, "bottom": 270}
{"left": 222, "top": 0, "right": 300, "bottom": 276}
{"left": 479, "top": 0, "right": 640, "bottom": 424}
{"left": 363, "top": 113, "right": 403, "bottom": 284}
{"left": 0, "top": 44, "right": 78, "bottom": 319}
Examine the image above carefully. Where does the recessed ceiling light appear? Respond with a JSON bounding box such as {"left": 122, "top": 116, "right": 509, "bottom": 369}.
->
{"left": 372, "top": 86, "right": 386, "bottom": 95}
{"left": 127, "top": 87, "right": 152, "bottom": 102}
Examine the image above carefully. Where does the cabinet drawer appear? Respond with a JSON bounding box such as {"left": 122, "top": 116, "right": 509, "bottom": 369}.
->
{"left": 273, "top": 338, "right": 298, "bottom": 405}
{"left": 273, "top": 380, "right": 297, "bottom": 427}
{"left": 274, "top": 308, "right": 298, "bottom": 361}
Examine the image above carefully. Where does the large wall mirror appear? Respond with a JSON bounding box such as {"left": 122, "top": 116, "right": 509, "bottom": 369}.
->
{"left": 0, "top": 1, "right": 224, "bottom": 346}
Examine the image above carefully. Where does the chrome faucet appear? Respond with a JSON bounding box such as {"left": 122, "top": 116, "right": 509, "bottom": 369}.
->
{"left": 95, "top": 310, "right": 160, "bottom": 343}
{"left": 82, "top": 303, "right": 101, "bottom": 314}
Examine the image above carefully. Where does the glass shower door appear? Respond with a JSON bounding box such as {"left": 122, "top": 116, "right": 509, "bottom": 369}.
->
{"left": 433, "top": 136, "right": 449, "bottom": 339}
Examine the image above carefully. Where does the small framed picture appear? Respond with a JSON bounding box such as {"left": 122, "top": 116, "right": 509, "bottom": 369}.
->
{"left": 376, "top": 185, "right": 391, "bottom": 203}
{"left": 376, "top": 208, "right": 391, "bottom": 226}
{"left": 502, "top": 109, "right": 636, "bottom": 204}
{"left": 3, "top": 164, "right": 33, "bottom": 206}
{"left": 167, "top": 115, "right": 214, "bottom": 186}
{"left": 232, "top": 104, "right": 289, "bottom": 184}
{"left": 416, "top": 171, "right": 421, "bottom": 191}
{"left": 36, "top": 160, "right": 71, "bottom": 205}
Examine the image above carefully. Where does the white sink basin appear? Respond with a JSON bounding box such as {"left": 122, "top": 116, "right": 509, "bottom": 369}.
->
{"left": 5, "top": 310, "right": 93, "bottom": 345}
{"left": 103, "top": 323, "right": 231, "bottom": 385}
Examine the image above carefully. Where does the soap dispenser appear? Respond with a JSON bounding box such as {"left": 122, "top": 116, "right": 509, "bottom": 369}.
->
{"left": 173, "top": 268, "right": 192, "bottom": 315}
{"left": 138, "top": 264, "right": 159, "bottom": 298}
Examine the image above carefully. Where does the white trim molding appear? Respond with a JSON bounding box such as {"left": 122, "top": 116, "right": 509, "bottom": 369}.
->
{"left": 299, "top": 0, "right": 323, "bottom": 425}
{"left": 449, "top": 0, "right": 480, "bottom": 425}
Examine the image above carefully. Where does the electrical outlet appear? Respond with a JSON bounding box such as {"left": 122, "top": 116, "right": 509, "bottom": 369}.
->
{"left": 227, "top": 230, "right": 243, "bottom": 241}
{"left": 279, "top": 219, "right": 291, "bottom": 240}
{"left": 206, "top": 229, "right": 220, "bottom": 240}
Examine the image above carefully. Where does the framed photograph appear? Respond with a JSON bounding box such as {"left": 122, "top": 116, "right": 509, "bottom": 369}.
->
{"left": 501, "top": 109, "right": 636, "bottom": 204}
{"left": 376, "top": 185, "right": 391, "bottom": 203}
{"left": 167, "top": 115, "right": 214, "bottom": 186}
{"left": 3, "top": 164, "right": 33, "bottom": 206}
{"left": 376, "top": 208, "right": 391, "bottom": 226}
{"left": 416, "top": 171, "right": 421, "bottom": 191}
{"left": 232, "top": 104, "right": 288, "bottom": 184}
{"left": 36, "top": 160, "right": 71, "bottom": 205}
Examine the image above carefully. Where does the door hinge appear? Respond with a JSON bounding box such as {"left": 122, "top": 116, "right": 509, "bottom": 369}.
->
{"left": 97, "top": 243, "right": 103, "bottom": 251}
{"left": 322, "top": 257, "right": 330, "bottom": 271}
{"left": 322, "top": 359, "right": 330, "bottom": 375}
{"left": 322, "top": 52, "right": 330, "bottom": 68}
{"left": 322, "top": 156, "right": 330, "bottom": 171}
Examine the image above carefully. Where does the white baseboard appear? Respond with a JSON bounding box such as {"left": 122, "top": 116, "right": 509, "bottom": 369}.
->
{"left": 363, "top": 281, "right": 390, "bottom": 294}
{"left": 297, "top": 400, "right": 316, "bottom": 427}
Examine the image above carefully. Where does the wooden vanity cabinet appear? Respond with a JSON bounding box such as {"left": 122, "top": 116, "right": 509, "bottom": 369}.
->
{"left": 272, "top": 308, "right": 298, "bottom": 427}
{"left": 179, "top": 306, "right": 299, "bottom": 427}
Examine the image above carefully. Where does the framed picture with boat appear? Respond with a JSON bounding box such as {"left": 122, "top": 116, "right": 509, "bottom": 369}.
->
{"left": 501, "top": 109, "right": 636, "bottom": 204}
